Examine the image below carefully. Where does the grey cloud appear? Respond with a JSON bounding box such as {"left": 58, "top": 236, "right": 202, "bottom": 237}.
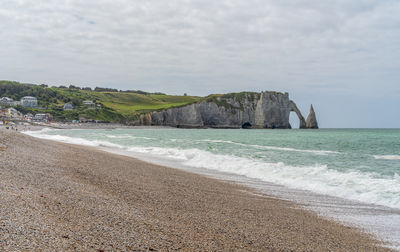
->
{"left": 0, "top": 0, "right": 399, "bottom": 97}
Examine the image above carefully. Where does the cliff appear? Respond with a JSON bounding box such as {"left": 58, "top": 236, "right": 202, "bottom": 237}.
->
{"left": 133, "top": 91, "right": 316, "bottom": 129}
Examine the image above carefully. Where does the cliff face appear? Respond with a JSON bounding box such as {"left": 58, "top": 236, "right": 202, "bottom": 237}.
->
{"left": 134, "top": 91, "right": 315, "bottom": 129}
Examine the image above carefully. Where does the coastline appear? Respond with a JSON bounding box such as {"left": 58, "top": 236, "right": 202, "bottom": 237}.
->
{"left": 0, "top": 128, "right": 392, "bottom": 251}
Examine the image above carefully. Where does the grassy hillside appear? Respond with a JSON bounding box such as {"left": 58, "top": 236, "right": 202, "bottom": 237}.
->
{"left": 91, "top": 92, "right": 199, "bottom": 115}
{"left": 0, "top": 80, "right": 200, "bottom": 122}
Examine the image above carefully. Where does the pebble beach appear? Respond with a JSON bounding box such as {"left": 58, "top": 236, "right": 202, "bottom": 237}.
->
{"left": 0, "top": 127, "right": 393, "bottom": 251}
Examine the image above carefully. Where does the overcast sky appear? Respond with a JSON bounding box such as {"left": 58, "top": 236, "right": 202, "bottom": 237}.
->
{"left": 1, "top": 0, "right": 399, "bottom": 127}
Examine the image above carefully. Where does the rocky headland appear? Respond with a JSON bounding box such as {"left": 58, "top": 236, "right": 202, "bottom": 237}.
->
{"left": 133, "top": 91, "right": 317, "bottom": 129}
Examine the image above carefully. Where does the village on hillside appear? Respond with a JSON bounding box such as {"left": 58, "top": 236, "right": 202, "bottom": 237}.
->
{"left": 0, "top": 95, "right": 100, "bottom": 127}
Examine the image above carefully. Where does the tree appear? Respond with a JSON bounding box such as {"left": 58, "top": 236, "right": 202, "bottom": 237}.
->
{"left": 71, "top": 97, "right": 81, "bottom": 106}
{"left": 69, "top": 85, "right": 81, "bottom": 90}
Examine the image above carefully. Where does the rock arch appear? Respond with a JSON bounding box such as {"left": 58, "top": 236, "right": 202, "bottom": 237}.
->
{"left": 289, "top": 101, "right": 306, "bottom": 129}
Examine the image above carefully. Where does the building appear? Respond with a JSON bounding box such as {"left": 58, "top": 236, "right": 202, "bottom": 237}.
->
{"left": 79, "top": 116, "right": 92, "bottom": 123}
{"left": 0, "top": 97, "right": 19, "bottom": 106}
{"left": 83, "top": 100, "right": 96, "bottom": 109}
{"left": 0, "top": 108, "right": 7, "bottom": 118}
{"left": 33, "top": 113, "right": 47, "bottom": 121}
{"left": 83, "top": 100, "right": 95, "bottom": 106}
{"left": 20, "top": 96, "right": 38, "bottom": 107}
{"left": 7, "top": 108, "right": 23, "bottom": 119}
{"left": 24, "top": 113, "right": 34, "bottom": 121}
{"left": 63, "top": 103, "right": 74, "bottom": 110}
{"left": 0, "top": 97, "right": 14, "bottom": 105}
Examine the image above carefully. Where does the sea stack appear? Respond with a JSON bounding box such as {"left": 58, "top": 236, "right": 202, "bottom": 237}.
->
{"left": 306, "top": 104, "right": 319, "bottom": 129}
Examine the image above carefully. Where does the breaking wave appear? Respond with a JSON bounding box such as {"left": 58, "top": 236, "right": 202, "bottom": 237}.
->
{"left": 374, "top": 155, "right": 400, "bottom": 160}
{"left": 198, "top": 139, "right": 340, "bottom": 155}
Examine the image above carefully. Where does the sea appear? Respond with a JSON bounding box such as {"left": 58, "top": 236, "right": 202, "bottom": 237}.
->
{"left": 24, "top": 128, "right": 400, "bottom": 249}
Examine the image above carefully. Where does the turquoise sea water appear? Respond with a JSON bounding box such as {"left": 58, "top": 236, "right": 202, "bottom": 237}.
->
{"left": 26, "top": 128, "right": 400, "bottom": 210}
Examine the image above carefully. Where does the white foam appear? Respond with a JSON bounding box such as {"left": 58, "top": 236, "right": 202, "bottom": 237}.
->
{"left": 198, "top": 139, "right": 340, "bottom": 155}
{"left": 23, "top": 129, "right": 124, "bottom": 149}
{"left": 119, "top": 145, "right": 400, "bottom": 209}
{"left": 374, "top": 155, "right": 400, "bottom": 160}
{"left": 104, "top": 134, "right": 155, "bottom": 140}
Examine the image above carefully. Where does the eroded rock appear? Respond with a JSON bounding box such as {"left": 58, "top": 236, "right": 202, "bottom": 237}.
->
{"left": 133, "top": 92, "right": 314, "bottom": 129}
{"left": 306, "top": 104, "right": 319, "bottom": 129}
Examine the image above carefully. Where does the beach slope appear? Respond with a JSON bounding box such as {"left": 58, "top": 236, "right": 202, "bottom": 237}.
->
{"left": 0, "top": 129, "right": 391, "bottom": 251}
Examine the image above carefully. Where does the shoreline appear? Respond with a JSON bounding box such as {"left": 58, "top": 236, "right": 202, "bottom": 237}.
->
{"left": 88, "top": 137, "right": 400, "bottom": 250}
{"left": 0, "top": 128, "right": 393, "bottom": 251}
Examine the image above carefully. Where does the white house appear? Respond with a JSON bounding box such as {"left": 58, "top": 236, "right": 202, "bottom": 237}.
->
{"left": 83, "top": 100, "right": 95, "bottom": 106}
{"left": 0, "top": 97, "right": 18, "bottom": 106}
{"left": 63, "top": 103, "right": 74, "bottom": 110}
{"left": 20, "top": 96, "right": 38, "bottom": 107}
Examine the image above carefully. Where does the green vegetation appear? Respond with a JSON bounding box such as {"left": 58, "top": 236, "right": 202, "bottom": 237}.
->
{"left": 0, "top": 80, "right": 200, "bottom": 122}
{"left": 91, "top": 92, "right": 199, "bottom": 116}
{"left": 205, "top": 92, "right": 260, "bottom": 111}
{"left": 205, "top": 94, "right": 238, "bottom": 110}
{"left": 220, "top": 91, "right": 259, "bottom": 101}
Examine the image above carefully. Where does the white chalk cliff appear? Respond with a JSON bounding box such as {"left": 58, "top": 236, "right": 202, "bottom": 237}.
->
{"left": 133, "top": 91, "right": 317, "bottom": 129}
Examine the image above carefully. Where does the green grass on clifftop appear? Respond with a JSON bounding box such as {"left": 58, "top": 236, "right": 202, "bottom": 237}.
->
{"left": 92, "top": 92, "right": 199, "bottom": 115}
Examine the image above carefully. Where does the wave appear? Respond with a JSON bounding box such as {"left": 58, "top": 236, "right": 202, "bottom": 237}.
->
{"left": 123, "top": 146, "right": 400, "bottom": 209}
{"left": 23, "top": 130, "right": 125, "bottom": 149}
{"left": 198, "top": 139, "right": 339, "bottom": 155}
{"left": 104, "top": 134, "right": 155, "bottom": 140}
{"left": 374, "top": 155, "right": 400, "bottom": 160}
{"left": 24, "top": 128, "right": 400, "bottom": 209}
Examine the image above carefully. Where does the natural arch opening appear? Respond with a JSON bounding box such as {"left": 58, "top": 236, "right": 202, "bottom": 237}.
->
{"left": 289, "top": 111, "right": 299, "bottom": 129}
{"left": 289, "top": 101, "right": 306, "bottom": 129}
{"left": 242, "top": 122, "right": 252, "bottom": 129}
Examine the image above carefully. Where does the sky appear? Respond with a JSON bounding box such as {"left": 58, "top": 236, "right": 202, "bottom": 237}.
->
{"left": 0, "top": 0, "right": 399, "bottom": 128}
